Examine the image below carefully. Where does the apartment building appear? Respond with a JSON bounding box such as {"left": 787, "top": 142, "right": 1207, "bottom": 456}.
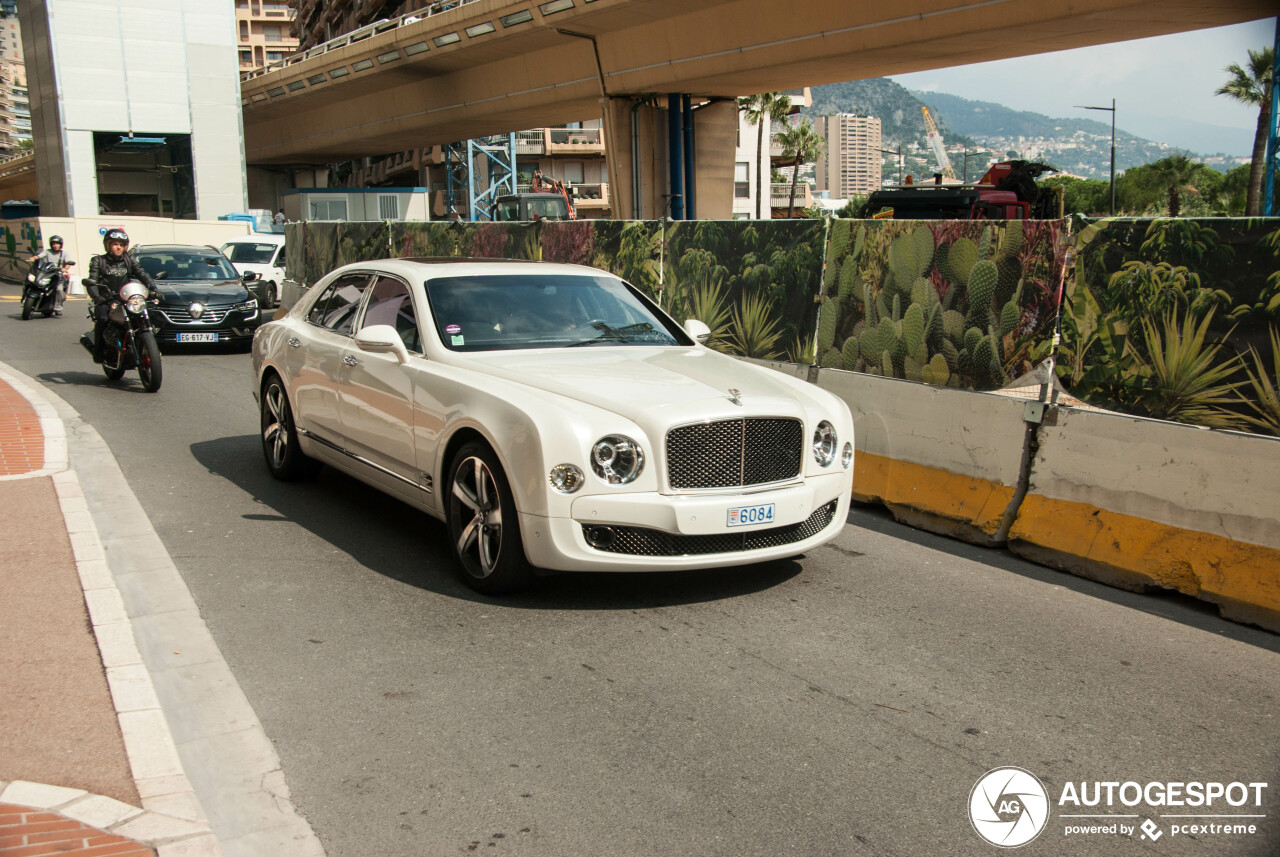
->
{"left": 815, "top": 113, "right": 882, "bottom": 199}
{"left": 0, "top": 9, "right": 28, "bottom": 156}
{"left": 235, "top": 0, "right": 299, "bottom": 71}
{"left": 292, "top": 0, "right": 424, "bottom": 51}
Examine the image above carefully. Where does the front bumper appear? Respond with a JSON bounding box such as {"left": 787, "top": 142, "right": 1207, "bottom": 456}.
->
{"left": 520, "top": 470, "right": 851, "bottom": 572}
{"left": 150, "top": 306, "right": 262, "bottom": 344}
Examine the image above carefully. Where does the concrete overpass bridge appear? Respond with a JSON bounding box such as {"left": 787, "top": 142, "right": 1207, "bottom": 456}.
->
{"left": 237, "top": 0, "right": 1273, "bottom": 217}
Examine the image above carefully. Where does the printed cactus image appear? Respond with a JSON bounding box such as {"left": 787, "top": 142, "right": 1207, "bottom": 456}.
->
{"left": 820, "top": 220, "right": 1066, "bottom": 392}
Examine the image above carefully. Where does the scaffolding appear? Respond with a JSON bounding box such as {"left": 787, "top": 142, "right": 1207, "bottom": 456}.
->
{"left": 445, "top": 134, "right": 517, "bottom": 221}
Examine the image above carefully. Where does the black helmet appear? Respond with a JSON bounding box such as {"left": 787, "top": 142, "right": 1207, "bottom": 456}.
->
{"left": 103, "top": 228, "right": 129, "bottom": 253}
{"left": 49, "top": 234, "right": 63, "bottom": 246}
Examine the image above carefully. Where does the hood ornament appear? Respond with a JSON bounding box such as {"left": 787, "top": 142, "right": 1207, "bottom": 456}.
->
{"left": 189, "top": 301, "right": 205, "bottom": 319}
{"left": 727, "top": 388, "right": 742, "bottom": 406}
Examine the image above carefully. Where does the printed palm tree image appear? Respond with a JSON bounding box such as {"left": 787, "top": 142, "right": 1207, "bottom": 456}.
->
{"left": 738, "top": 92, "right": 792, "bottom": 219}
{"left": 1149, "top": 154, "right": 1200, "bottom": 218}
{"left": 777, "top": 120, "right": 825, "bottom": 219}
{"left": 1215, "top": 45, "right": 1274, "bottom": 217}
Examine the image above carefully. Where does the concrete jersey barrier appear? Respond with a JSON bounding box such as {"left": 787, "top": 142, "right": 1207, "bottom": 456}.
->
{"left": 816, "top": 369, "right": 1028, "bottom": 546}
{"left": 1009, "top": 407, "right": 1280, "bottom": 631}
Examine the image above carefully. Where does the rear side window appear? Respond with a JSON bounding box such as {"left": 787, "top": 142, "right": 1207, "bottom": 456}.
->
{"left": 307, "top": 273, "right": 371, "bottom": 334}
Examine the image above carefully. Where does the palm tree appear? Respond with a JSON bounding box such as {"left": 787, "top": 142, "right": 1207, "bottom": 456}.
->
{"left": 1216, "top": 46, "right": 1274, "bottom": 216}
{"left": 777, "top": 120, "right": 825, "bottom": 218}
{"left": 1150, "top": 153, "right": 1200, "bottom": 217}
{"left": 738, "top": 92, "right": 792, "bottom": 219}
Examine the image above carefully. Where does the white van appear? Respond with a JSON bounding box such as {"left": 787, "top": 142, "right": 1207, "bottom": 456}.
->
{"left": 220, "top": 234, "right": 286, "bottom": 308}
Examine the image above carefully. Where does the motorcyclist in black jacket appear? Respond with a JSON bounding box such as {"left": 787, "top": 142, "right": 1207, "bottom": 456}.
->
{"left": 83, "top": 228, "right": 155, "bottom": 363}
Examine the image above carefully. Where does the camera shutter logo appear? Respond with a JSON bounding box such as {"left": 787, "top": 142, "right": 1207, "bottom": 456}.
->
{"left": 969, "top": 767, "right": 1050, "bottom": 847}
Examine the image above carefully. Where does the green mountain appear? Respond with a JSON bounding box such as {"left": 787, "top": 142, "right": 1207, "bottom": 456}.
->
{"left": 801, "top": 79, "right": 1224, "bottom": 180}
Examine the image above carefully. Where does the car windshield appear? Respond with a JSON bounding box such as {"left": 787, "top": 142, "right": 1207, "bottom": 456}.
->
{"left": 426, "top": 274, "right": 686, "bottom": 352}
{"left": 138, "top": 250, "right": 240, "bottom": 281}
{"left": 221, "top": 242, "right": 279, "bottom": 264}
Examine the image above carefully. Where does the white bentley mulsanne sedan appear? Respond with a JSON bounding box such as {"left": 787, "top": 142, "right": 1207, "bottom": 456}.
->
{"left": 252, "top": 258, "right": 854, "bottom": 593}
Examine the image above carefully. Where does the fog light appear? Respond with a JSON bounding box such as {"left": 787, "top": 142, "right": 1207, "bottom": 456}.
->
{"left": 842, "top": 442, "right": 853, "bottom": 469}
{"left": 549, "top": 463, "right": 584, "bottom": 493}
{"left": 586, "top": 526, "right": 616, "bottom": 548}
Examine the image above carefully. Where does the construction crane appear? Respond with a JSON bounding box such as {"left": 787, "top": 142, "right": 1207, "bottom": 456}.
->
{"left": 921, "top": 106, "right": 957, "bottom": 180}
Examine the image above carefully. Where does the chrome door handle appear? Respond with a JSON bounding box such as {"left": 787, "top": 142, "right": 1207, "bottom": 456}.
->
{"left": 286, "top": 337, "right": 300, "bottom": 348}
{"left": 343, "top": 355, "right": 359, "bottom": 366}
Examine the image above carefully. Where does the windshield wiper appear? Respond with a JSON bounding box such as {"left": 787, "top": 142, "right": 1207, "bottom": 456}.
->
{"left": 566, "top": 321, "right": 660, "bottom": 347}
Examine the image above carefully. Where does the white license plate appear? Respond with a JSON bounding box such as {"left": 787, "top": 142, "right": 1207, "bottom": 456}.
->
{"left": 177, "top": 332, "right": 218, "bottom": 343}
{"left": 727, "top": 503, "right": 775, "bottom": 528}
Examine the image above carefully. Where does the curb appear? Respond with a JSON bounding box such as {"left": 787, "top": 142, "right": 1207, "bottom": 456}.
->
{"left": 0, "top": 360, "right": 326, "bottom": 857}
{"left": 0, "top": 363, "right": 223, "bottom": 856}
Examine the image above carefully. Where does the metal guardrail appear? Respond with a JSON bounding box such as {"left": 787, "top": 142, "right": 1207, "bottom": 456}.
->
{"left": 240, "top": 0, "right": 483, "bottom": 83}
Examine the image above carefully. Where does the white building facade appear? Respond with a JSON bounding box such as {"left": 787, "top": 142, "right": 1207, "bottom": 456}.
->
{"left": 18, "top": 0, "right": 246, "bottom": 218}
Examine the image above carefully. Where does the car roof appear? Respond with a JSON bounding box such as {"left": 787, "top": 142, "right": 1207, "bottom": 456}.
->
{"left": 332, "top": 257, "right": 614, "bottom": 280}
{"left": 134, "top": 244, "right": 224, "bottom": 255}
{"left": 222, "top": 234, "right": 284, "bottom": 244}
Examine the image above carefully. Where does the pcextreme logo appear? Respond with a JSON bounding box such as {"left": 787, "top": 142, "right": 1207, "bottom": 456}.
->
{"left": 968, "top": 768, "right": 1271, "bottom": 848}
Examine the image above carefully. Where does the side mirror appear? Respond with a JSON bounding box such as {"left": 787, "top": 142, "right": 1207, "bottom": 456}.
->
{"left": 242, "top": 270, "right": 259, "bottom": 282}
{"left": 354, "top": 324, "right": 410, "bottom": 364}
{"left": 683, "top": 319, "right": 711, "bottom": 345}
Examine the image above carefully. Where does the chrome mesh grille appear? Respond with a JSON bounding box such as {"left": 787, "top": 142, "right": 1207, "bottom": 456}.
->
{"left": 666, "top": 418, "right": 803, "bottom": 489}
{"left": 584, "top": 501, "right": 838, "bottom": 557}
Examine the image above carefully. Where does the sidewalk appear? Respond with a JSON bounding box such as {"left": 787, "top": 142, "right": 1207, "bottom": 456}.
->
{"left": 0, "top": 371, "right": 218, "bottom": 857}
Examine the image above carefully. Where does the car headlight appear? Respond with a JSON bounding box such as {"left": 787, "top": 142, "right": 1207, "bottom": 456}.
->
{"left": 126, "top": 295, "right": 147, "bottom": 314}
{"left": 812, "top": 421, "right": 837, "bottom": 467}
{"left": 549, "top": 463, "right": 584, "bottom": 494}
{"left": 591, "top": 435, "right": 644, "bottom": 484}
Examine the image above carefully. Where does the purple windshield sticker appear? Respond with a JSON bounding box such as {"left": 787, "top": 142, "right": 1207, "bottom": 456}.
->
{"left": 445, "top": 324, "right": 461, "bottom": 334}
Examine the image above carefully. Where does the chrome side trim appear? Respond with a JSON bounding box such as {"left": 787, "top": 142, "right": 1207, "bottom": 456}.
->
{"left": 298, "top": 427, "right": 432, "bottom": 494}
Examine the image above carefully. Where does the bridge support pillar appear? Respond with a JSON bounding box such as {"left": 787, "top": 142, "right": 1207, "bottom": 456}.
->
{"left": 601, "top": 96, "right": 737, "bottom": 221}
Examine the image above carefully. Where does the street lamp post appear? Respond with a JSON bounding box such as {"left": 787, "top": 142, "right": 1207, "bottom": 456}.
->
{"left": 1076, "top": 99, "right": 1116, "bottom": 215}
{"left": 962, "top": 149, "right": 985, "bottom": 184}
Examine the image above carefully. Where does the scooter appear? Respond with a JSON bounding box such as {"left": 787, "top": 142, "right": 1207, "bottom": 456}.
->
{"left": 21, "top": 259, "right": 73, "bottom": 320}
{"left": 78, "top": 279, "right": 163, "bottom": 393}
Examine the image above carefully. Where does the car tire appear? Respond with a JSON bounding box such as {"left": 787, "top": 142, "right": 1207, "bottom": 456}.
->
{"left": 266, "top": 282, "right": 278, "bottom": 308}
{"left": 260, "top": 374, "right": 321, "bottom": 481}
{"left": 446, "top": 441, "right": 533, "bottom": 595}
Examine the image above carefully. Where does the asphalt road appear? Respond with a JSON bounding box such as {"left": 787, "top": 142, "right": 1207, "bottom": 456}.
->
{"left": 4, "top": 286, "right": 1278, "bottom": 857}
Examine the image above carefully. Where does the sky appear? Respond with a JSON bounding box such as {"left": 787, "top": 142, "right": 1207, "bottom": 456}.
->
{"left": 890, "top": 18, "right": 1277, "bottom": 157}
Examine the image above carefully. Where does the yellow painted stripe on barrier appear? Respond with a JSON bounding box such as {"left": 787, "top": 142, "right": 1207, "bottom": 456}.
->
{"left": 853, "top": 451, "right": 1013, "bottom": 536}
{"left": 1010, "top": 493, "right": 1280, "bottom": 625}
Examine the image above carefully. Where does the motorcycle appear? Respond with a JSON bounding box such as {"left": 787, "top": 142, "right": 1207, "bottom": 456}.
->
{"left": 78, "top": 279, "right": 163, "bottom": 393}
{"left": 22, "top": 259, "right": 73, "bottom": 320}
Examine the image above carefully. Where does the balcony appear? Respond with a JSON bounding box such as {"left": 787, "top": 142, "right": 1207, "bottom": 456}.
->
{"left": 546, "top": 128, "right": 604, "bottom": 156}
{"left": 515, "top": 130, "right": 545, "bottom": 155}
{"left": 769, "top": 181, "right": 811, "bottom": 211}
{"left": 570, "top": 182, "right": 608, "bottom": 210}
